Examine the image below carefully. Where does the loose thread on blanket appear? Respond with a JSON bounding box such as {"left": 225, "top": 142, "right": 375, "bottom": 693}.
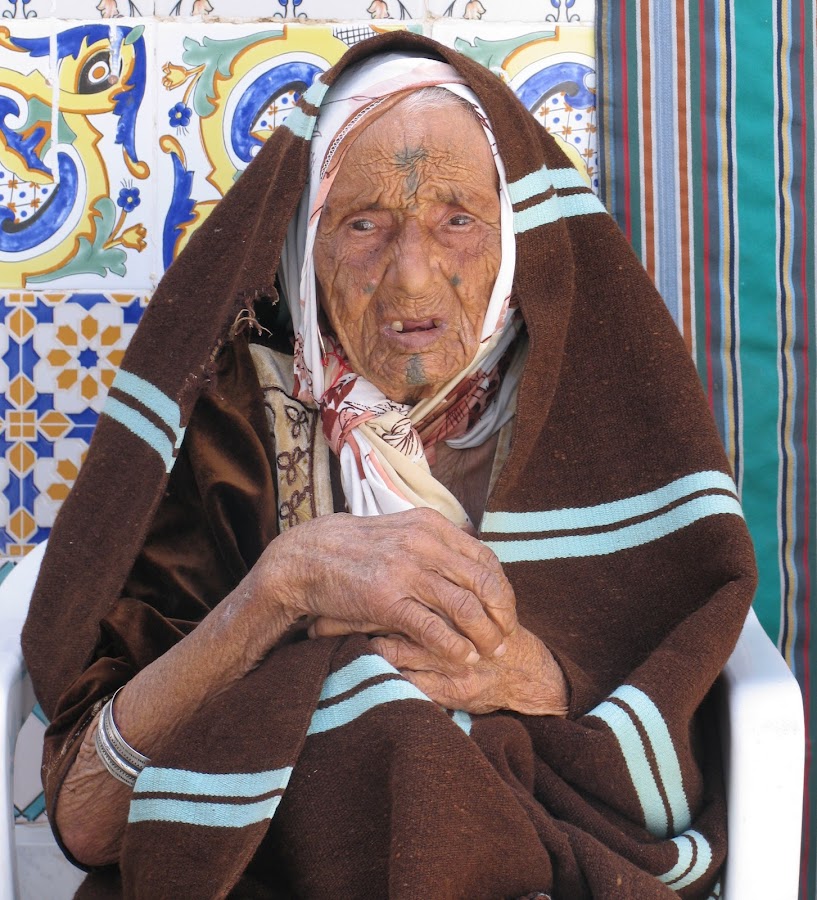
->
{"left": 230, "top": 307, "right": 273, "bottom": 340}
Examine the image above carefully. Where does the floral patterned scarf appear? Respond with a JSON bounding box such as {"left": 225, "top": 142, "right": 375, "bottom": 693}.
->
{"left": 279, "top": 53, "right": 519, "bottom": 530}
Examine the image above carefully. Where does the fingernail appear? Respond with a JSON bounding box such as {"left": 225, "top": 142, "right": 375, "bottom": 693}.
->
{"left": 466, "top": 650, "right": 480, "bottom": 665}
{"left": 493, "top": 643, "right": 507, "bottom": 658}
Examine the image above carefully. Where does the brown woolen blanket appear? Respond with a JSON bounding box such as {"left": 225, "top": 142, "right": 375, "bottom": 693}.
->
{"left": 22, "top": 32, "right": 756, "bottom": 899}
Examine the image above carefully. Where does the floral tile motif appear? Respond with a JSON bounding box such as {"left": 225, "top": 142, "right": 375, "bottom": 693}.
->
{"left": 154, "top": 0, "right": 215, "bottom": 12}
{"left": 427, "top": 0, "right": 595, "bottom": 22}
{"left": 53, "top": 1, "right": 157, "bottom": 16}
{"left": 0, "top": 20, "right": 158, "bottom": 290}
{"left": 0, "top": 0, "right": 51, "bottom": 19}
{"left": 1, "top": 291, "right": 146, "bottom": 560}
{"left": 432, "top": 21, "right": 598, "bottom": 191}
{"left": 0, "top": 21, "right": 55, "bottom": 284}
{"left": 304, "top": 0, "right": 424, "bottom": 18}
{"left": 153, "top": 0, "right": 423, "bottom": 17}
{"left": 0, "top": 19, "right": 54, "bottom": 284}
{"left": 156, "top": 22, "right": 410, "bottom": 274}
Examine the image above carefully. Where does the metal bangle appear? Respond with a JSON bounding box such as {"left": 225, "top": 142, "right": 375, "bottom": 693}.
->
{"left": 93, "top": 688, "right": 150, "bottom": 788}
{"left": 103, "top": 687, "right": 150, "bottom": 770}
{"left": 95, "top": 724, "right": 138, "bottom": 787}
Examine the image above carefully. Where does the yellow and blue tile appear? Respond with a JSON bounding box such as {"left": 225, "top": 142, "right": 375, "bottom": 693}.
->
{"left": 432, "top": 20, "right": 598, "bottom": 190}
{"left": 0, "top": 19, "right": 156, "bottom": 290}
{"left": 1, "top": 290, "right": 146, "bottom": 560}
{"left": 157, "top": 22, "right": 416, "bottom": 270}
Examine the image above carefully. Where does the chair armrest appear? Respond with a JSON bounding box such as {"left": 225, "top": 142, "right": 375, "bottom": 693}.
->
{"left": 0, "top": 542, "right": 47, "bottom": 899}
{"left": 717, "top": 607, "right": 804, "bottom": 900}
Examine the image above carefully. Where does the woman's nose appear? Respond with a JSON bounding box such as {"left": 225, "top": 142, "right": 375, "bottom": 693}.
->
{"left": 386, "top": 218, "right": 435, "bottom": 298}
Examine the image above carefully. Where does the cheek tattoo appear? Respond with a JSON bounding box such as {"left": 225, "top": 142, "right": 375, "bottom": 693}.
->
{"left": 405, "top": 354, "right": 426, "bottom": 385}
{"left": 450, "top": 274, "right": 462, "bottom": 287}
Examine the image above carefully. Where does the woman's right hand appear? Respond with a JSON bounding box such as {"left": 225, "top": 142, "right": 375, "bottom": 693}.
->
{"left": 246, "top": 507, "right": 518, "bottom": 665}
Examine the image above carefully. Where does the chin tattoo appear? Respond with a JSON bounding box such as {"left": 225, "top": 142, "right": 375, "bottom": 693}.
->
{"left": 406, "top": 354, "right": 427, "bottom": 385}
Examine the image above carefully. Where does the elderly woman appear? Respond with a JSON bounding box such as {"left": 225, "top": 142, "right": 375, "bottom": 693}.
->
{"left": 23, "top": 33, "right": 755, "bottom": 900}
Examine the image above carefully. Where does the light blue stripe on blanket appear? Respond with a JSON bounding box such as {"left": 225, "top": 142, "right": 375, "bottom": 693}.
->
{"left": 319, "top": 654, "right": 399, "bottom": 702}
{"left": 613, "top": 686, "right": 690, "bottom": 833}
{"left": 129, "top": 795, "right": 282, "bottom": 828}
{"left": 134, "top": 765, "right": 292, "bottom": 798}
{"left": 450, "top": 709, "right": 472, "bottom": 735}
{"left": 308, "top": 679, "right": 431, "bottom": 736}
{"left": 508, "top": 165, "right": 589, "bottom": 204}
{"left": 103, "top": 397, "right": 175, "bottom": 473}
{"left": 482, "top": 470, "right": 738, "bottom": 534}
{"left": 659, "top": 830, "right": 713, "bottom": 890}
{"left": 658, "top": 831, "right": 695, "bottom": 885}
{"left": 513, "top": 191, "right": 606, "bottom": 233}
{"left": 586, "top": 699, "right": 669, "bottom": 837}
{"left": 113, "top": 370, "right": 184, "bottom": 448}
{"left": 485, "top": 494, "right": 743, "bottom": 563}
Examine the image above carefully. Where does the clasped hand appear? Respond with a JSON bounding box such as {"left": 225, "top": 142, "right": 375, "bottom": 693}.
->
{"left": 255, "top": 508, "right": 567, "bottom": 717}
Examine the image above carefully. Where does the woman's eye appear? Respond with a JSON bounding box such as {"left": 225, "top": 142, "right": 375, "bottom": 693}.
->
{"left": 350, "top": 219, "right": 376, "bottom": 232}
{"left": 448, "top": 214, "right": 473, "bottom": 226}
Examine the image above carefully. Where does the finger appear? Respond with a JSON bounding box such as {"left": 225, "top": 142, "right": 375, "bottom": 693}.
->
{"left": 415, "top": 572, "right": 507, "bottom": 659}
{"left": 411, "top": 511, "right": 518, "bottom": 636}
{"left": 399, "top": 668, "right": 459, "bottom": 707}
{"left": 467, "top": 544, "right": 518, "bottom": 635}
{"left": 370, "top": 635, "right": 459, "bottom": 674}
{"left": 401, "top": 668, "right": 502, "bottom": 715}
{"left": 309, "top": 617, "right": 392, "bottom": 638}
{"left": 439, "top": 545, "right": 517, "bottom": 637}
{"left": 388, "top": 597, "right": 481, "bottom": 667}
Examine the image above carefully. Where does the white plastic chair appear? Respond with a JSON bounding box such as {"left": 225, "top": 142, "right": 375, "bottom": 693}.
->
{"left": 0, "top": 543, "right": 805, "bottom": 899}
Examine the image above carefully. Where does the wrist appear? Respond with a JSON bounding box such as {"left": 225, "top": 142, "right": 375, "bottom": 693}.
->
{"left": 205, "top": 567, "right": 304, "bottom": 675}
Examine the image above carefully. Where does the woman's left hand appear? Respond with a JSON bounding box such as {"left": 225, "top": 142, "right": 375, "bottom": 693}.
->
{"left": 369, "top": 626, "right": 569, "bottom": 717}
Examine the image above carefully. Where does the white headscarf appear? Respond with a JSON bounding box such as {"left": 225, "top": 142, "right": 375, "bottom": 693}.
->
{"left": 279, "top": 53, "right": 521, "bottom": 531}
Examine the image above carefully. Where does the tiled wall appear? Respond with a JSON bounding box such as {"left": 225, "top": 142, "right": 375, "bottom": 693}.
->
{"left": 5, "top": 0, "right": 597, "bottom": 839}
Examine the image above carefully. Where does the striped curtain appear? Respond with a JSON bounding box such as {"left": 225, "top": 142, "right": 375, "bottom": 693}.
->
{"left": 597, "top": 1, "right": 815, "bottom": 895}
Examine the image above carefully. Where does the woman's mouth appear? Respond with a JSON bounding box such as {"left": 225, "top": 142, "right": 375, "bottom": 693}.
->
{"left": 389, "top": 318, "right": 443, "bottom": 333}
{"left": 384, "top": 318, "right": 446, "bottom": 348}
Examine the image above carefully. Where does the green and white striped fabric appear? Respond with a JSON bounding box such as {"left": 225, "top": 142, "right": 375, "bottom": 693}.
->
{"left": 597, "top": 3, "right": 816, "bottom": 893}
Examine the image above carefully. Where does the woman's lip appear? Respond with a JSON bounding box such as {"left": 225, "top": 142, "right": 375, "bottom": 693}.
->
{"left": 383, "top": 320, "right": 446, "bottom": 349}
{"left": 390, "top": 319, "right": 439, "bottom": 332}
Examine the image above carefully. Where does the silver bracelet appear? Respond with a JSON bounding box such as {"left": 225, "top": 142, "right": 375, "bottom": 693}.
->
{"left": 94, "top": 687, "right": 150, "bottom": 788}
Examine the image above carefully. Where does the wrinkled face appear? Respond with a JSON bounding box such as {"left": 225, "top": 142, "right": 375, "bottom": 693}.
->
{"left": 313, "top": 101, "right": 502, "bottom": 404}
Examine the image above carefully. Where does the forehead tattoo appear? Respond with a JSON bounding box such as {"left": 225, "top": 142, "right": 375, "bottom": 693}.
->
{"left": 394, "top": 146, "right": 428, "bottom": 198}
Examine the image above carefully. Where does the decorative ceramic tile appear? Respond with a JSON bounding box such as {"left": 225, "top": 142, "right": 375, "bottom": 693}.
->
{"left": 431, "top": 20, "right": 598, "bottom": 191}
{"left": 153, "top": 0, "right": 423, "bottom": 18}
{"left": 154, "top": 0, "right": 216, "bottom": 13}
{"left": 14, "top": 705, "right": 47, "bottom": 824}
{"left": 427, "top": 0, "right": 595, "bottom": 22}
{"left": 0, "top": 0, "right": 51, "bottom": 19}
{"left": 53, "top": 0, "right": 157, "bottom": 18}
{"left": 1, "top": 291, "right": 146, "bottom": 560}
{"left": 302, "top": 0, "right": 424, "bottom": 19}
{"left": 0, "top": 18, "right": 55, "bottom": 294}
{"left": 0, "top": 21, "right": 158, "bottom": 290}
{"left": 155, "top": 21, "right": 408, "bottom": 273}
